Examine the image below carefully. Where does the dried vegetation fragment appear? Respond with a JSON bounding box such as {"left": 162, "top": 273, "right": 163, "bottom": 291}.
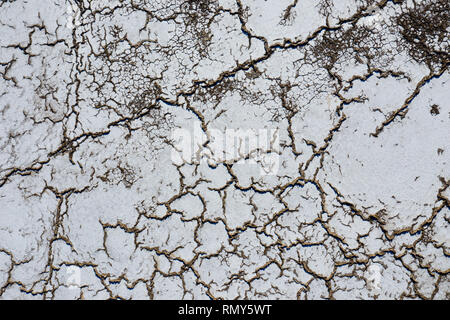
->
{"left": 0, "top": 0, "right": 448, "bottom": 299}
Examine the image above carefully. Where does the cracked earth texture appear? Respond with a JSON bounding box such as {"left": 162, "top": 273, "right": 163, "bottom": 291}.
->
{"left": 0, "top": 0, "right": 449, "bottom": 300}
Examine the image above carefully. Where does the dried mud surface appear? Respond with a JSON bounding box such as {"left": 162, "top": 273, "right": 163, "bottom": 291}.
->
{"left": 0, "top": 0, "right": 448, "bottom": 299}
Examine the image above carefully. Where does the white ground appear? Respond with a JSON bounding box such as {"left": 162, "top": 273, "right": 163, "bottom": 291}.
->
{"left": 0, "top": 0, "right": 448, "bottom": 299}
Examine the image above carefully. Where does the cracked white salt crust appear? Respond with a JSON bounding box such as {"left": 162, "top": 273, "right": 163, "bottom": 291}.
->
{"left": 244, "top": 0, "right": 326, "bottom": 43}
{"left": 321, "top": 73, "right": 449, "bottom": 235}
{"left": 0, "top": 0, "right": 448, "bottom": 300}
